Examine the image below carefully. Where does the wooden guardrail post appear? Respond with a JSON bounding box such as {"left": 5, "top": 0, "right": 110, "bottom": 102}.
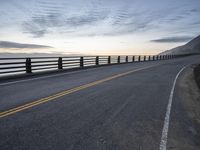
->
{"left": 96, "top": 56, "right": 99, "bottom": 65}
{"left": 138, "top": 56, "right": 141, "bottom": 62}
{"left": 118, "top": 56, "right": 120, "bottom": 63}
{"left": 80, "top": 57, "right": 84, "bottom": 68}
{"left": 159, "top": 55, "right": 162, "bottom": 60}
{"left": 108, "top": 56, "right": 111, "bottom": 64}
{"left": 132, "top": 56, "right": 135, "bottom": 62}
{"left": 153, "top": 56, "right": 155, "bottom": 61}
{"left": 156, "top": 55, "right": 158, "bottom": 60}
{"left": 126, "top": 56, "right": 128, "bottom": 63}
{"left": 58, "top": 57, "right": 63, "bottom": 69}
{"left": 26, "top": 58, "right": 32, "bottom": 73}
{"left": 144, "top": 56, "right": 146, "bottom": 61}
{"left": 148, "top": 56, "right": 151, "bottom": 61}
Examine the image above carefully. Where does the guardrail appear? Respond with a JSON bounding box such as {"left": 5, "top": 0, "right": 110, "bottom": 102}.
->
{"left": 0, "top": 54, "right": 189, "bottom": 77}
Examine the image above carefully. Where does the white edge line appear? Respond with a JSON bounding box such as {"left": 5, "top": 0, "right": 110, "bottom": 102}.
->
{"left": 159, "top": 65, "right": 187, "bottom": 150}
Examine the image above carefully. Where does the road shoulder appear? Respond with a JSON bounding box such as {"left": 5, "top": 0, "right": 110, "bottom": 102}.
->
{"left": 167, "top": 65, "right": 200, "bottom": 150}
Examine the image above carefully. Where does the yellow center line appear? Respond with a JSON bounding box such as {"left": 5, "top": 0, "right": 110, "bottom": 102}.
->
{"left": 0, "top": 64, "right": 159, "bottom": 118}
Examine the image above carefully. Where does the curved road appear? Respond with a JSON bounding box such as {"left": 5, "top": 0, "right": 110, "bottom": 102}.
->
{"left": 0, "top": 55, "right": 199, "bottom": 150}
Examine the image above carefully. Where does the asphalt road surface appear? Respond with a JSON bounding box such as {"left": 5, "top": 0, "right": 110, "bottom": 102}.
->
{"left": 0, "top": 55, "right": 200, "bottom": 150}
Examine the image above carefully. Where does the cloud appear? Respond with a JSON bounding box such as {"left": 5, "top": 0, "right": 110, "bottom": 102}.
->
{"left": 6, "top": 0, "right": 199, "bottom": 39}
{"left": 0, "top": 41, "right": 52, "bottom": 49}
{"left": 23, "top": 22, "right": 49, "bottom": 38}
{"left": 65, "top": 12, "right": 108, "bottom": 27}
{"left": 150, "top": 36, "right": 193, "bottom": 43}
{"left": 21, "top": 0, "right": 109, "bottom": 38}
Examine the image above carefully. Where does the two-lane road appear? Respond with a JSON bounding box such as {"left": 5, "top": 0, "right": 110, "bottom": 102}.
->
{"left": 0, "top": 55, "right": 199, "bottom": 150}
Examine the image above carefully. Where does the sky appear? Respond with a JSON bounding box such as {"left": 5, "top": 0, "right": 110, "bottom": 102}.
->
{"left": 0, "top": 0, "right": 200, "bottom": 55}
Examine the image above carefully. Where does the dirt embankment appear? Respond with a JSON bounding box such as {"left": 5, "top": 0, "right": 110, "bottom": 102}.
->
{"left": 194, "top": 64, "right": 200, "bottom": 89}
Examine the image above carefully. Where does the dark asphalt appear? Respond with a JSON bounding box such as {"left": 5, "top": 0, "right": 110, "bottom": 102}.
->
{"left": 0, "top": 55, "right": 200, "bottom": 150}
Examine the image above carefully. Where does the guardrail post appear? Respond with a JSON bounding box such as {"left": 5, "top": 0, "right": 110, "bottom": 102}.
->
{"left": 153, "top": 56, "right": 155, "bottom": 61}
{"left": 156, "top": 55, "right": 158, "bottom": 60}
{"left": 108, "top": 56, "right": 111, "bottom": 64}
{"left": 96, "top": 56, "right": 99, "bottom": 65}
{"left": 148, "top": 56, "right": 151, "bottom": 61}
{"left": 26, "top": 58, "right": 32, "bottom": 73}
{"left": 160, "top": 55, "right": 162, "bottom": 60}
{"left": 126, "top": 56, "right": 128, "bottom": 63}
{"left": 58, "top": 57, "right": 63, "bottom": 69}
{"left": 80, "top": 57, "right": 84, "bottom": 68}
{"left": 132, "top": 56, "right": 135, "bottom": 62}
{"left": 144, "top": 56, "right": 146, "bottom": 61}
{"left": 118, "top": 56, "right": 120, "bottom": 63}
{"left": 138, "top": 56, "right": 141, "bottom": 62}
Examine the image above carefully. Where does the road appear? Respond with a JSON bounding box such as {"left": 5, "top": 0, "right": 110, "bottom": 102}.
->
{"left": 0, "top": 55, "right": 199, "bottom": 150}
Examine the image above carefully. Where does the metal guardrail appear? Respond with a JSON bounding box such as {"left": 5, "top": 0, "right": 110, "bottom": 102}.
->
{"left": 0, "top": 54, "right": 190, "bottom": 77}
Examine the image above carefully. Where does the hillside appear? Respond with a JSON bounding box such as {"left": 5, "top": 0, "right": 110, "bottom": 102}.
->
{"left": 160, "top": 35, "right": 200, "bottom": 55}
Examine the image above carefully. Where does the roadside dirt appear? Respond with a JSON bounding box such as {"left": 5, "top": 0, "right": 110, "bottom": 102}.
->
{"left": 167, "top": 65, "right": 200, "bottom": 150}
{"left": 194, "top": 64, "right": 200, "bottom": 89}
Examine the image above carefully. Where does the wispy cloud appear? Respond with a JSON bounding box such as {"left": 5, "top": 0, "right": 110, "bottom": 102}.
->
{"left": 2, "top": 0, "right": 196, "bottom": 39}
{"left": 150, "top": 36, "right": 193, "bottom": 43}
{"left": 21, "top": 0, "right": 109, "bottom": 38}
{"left": 0, "top": 41, "right": 52, "bottom": 49}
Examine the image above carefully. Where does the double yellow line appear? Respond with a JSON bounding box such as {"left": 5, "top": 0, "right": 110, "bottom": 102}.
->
{"left": 0, "top": 65, "right": 158, "bottom": 118}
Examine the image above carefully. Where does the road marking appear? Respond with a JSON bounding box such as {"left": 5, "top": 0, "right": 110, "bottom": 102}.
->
{"left": 159, "top": 66, "right": 187, "bottom": 150}
{"left": 0, "top": 64, "right": 159, "bottom": 118}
